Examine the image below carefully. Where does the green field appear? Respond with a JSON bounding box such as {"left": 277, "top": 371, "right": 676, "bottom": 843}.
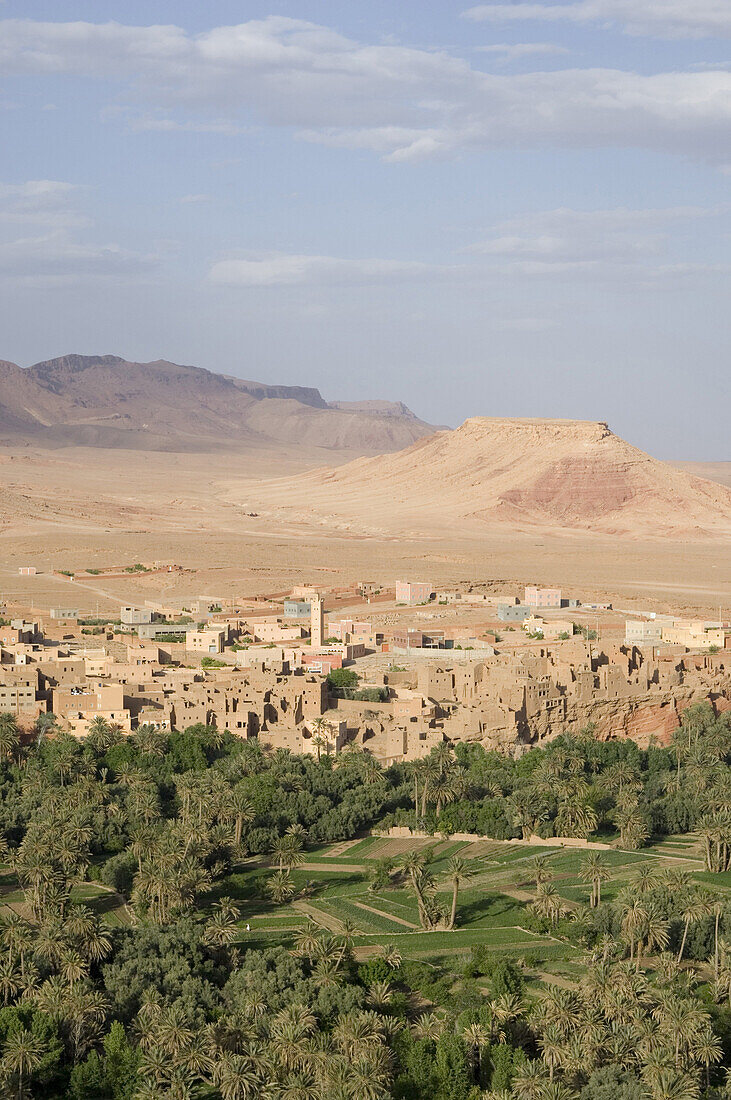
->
{"left": 204, "top": 831, "right": 717, "bottom": 986}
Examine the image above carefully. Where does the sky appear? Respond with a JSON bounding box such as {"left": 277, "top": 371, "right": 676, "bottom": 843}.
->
{"left": 1, "top": 2, "right": 729, "bottom": 459}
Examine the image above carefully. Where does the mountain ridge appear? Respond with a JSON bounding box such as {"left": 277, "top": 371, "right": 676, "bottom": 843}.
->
{"left": 0, "top": 354, "right": 436, "bottom": 455}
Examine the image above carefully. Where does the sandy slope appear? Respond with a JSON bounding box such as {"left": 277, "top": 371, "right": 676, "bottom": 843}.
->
{"left": 228, "top": 417, "right": 731, "bottom": 540}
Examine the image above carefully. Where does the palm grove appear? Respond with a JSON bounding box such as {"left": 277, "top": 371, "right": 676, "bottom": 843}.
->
{"left": 0, "top": 702, "right": 727, "bottom": 1098}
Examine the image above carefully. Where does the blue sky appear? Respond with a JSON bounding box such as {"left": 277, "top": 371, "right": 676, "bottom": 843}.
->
{"left": 1, "top": 2, "right": 729, "bottom": 458}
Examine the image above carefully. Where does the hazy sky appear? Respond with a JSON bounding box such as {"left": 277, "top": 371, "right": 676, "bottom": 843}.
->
{"left": 1, "top": 1, "right": 729, "bottom": 458}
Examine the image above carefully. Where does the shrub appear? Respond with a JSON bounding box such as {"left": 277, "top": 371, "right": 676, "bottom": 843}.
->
{"left": 358, "top": 957, "right": 393, "bottom": 985}
{"left": 99, "top": 850, "right": 137, "bottom": 898}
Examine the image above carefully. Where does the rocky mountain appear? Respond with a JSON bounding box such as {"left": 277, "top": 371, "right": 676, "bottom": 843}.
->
{"left": 0, "top": 354, "right": 435, "bottom": 453}
{"left": 236, "top": 417, "right": 731, "bottom": 539}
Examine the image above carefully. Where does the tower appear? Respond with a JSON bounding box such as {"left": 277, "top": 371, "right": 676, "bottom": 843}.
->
{"left": 310, "top": 595, "right": 324, "bottom": 650}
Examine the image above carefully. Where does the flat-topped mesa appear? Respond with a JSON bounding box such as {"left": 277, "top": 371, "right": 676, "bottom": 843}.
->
{"left": 458, "top": 416, "right": 613, "bottom": 442}
{"left": 248, "top": 411, "right": 731, "bottom": 540}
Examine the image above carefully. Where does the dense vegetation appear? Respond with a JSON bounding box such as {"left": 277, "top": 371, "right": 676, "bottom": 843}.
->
{"left": 0, "top": 703, "right": 727, "bottom": 1098}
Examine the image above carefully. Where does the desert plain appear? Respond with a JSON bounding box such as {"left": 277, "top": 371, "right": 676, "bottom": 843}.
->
{"left": 1, "top": 436, "right": 729, "bottom": 621}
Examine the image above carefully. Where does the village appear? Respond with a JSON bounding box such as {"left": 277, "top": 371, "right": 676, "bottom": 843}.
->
{"left": 2, "top": 569, "right": 729, "bottom": 761}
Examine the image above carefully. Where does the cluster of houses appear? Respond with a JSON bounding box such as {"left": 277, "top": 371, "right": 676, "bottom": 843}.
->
{"left": 1, "top": 574, "right": 728, "bottom": 764}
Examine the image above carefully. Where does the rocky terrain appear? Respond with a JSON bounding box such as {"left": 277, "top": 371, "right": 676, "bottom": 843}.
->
{"left": 0, "top": 354, "right": 435, "bottom": 454}
{"left": 236, "top": 416, "right": 731, "bottom": 540}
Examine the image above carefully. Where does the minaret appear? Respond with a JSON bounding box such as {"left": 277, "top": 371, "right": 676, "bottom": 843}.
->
{"left": 310, "top": 594, "right": 324, "bottom": 650}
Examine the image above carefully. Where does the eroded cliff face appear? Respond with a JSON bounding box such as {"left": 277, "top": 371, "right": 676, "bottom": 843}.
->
{"left": 527, "top": 683, "right": 731, "bottom": 750}
{"left": 444, "top": 675, "right": 731, "bottom": 756}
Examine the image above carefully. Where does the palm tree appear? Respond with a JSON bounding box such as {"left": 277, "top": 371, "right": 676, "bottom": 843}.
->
{"left": 285, "top": 823, "right": 308, "bottom": 846}
{"left": 677, "top": 893, "right": 712, "bottom": 964}
{"left": 529, "top": 855, "right": 554, "bottom": 890}
{"left": 0, "top": 958, "right": 21, "bottom": 1005}
{"left": 0, "top": 713, "right": 20, "bottom": 764}
{"left": 614, "top": 801, "right": 650, "bottom": 850}
{"left": 578, "top": 853, "right": 610, "bottom": 909}
{"left": 33, "top": 712, "right": 58, "bottom": 748}
{"left": 653, "top": 995, "right": 704, "bottom": 1070}
{"left": 293, "top": 923, "right": 321, "bottom": 960}
{"left": 642, "top": 1066, "right": 700, "bottom": 1100}
{"left": 411, "top": 1013, "right": 443, "bottom": 1042}
{"left": 633, "top": 864, "right": 660, "bottom": 895}
{"left": 224, "top": 786, "right": 255, "bottom": 848}
{"left": 693, "top": 1029, "right": 722, "bottom": 1090}
{"left": 65, "top": 985, "right": 108, "bottom": 1061}
{"left": 214, "top": 1052, "right": 263, "bottom": 1100}
{"left": 86, "top": 716, "right": 116, "bottom": 752}
{"left": 445, "top": 856, "right": 474, "bottom": 929}
{"left": 310, "top": 716, "right": 332, "bottom": 761}
{"left": 604, "top": 759, "right": 642, "bottom": 797}
{"left": 271, "top": 835, "right": 304, "bottom": 873}
{"left": 359, "top": 754, "right": 384, "bottom": 787}
{"left": 530, "top": 883, "right": 562, "bottom": 928}
{"left": 60, "top": 947, "right": 88, "bottom": 989}
{"left": 134, "top": 725, "right": 167, "bottom": 758}
{"left": 537, "top": 1025, "right": 564, "bottom": 1081}
{"left": 620, "top": 899, "right": 649, "bottom": 963}
{"left": 638, "top": 910, "right": 669, "bottom": 972}
{"left": 715, "top": 945, "right": 731, "bottom": 1008}
{"left": 265, "top": 871, "right": 295, "bottom": 905}
{"left": 380, "top": 944, "right": 401, "bottom": 970}
{"left": 204, "top": 907, "right": 240, "bottom": 948}
{"left": 511, "top": 1059, "right": 548, "bottom": 1099}
{"left": 460, "top": 1020, "right": 490, "bottom": 1082}
{"left": 0, "top": 1027, "right": 44, "bottom": 1100}
{"left": 0, "top": 913, "right": 33, "bottom": 976}
{"left": 400, "top": 850, "right": 439, "bottom": 930}
{"left": 555, "top": 786, "right": 598, "bottom": 839}
{"left": 711, "top": 899, "right": 727, "bottom": 982}
{"left": 366, "top": 979, "right": 394, "bottom": 1011}
{"left": 419, "top": 757, "right": 438, "bottom": 817}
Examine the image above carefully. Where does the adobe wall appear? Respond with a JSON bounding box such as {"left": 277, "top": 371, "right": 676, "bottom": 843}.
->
{"left": 373, "top": 826, "right": 613, "bottom": 851}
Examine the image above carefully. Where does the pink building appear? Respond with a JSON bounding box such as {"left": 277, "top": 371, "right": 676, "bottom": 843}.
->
{"left": 525, "top": 586, "right": 562, "bottom": 609}
{"left": 328, "top": 619, "right": 371, "bottom": 640}
{"left": 302, "top": 653, "right": 343, "bottom": 674}
{"left": 395, "top": 581, "right": 433, "bottom": 606}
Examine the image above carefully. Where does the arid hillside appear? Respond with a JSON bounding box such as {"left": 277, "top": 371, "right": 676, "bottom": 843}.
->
{"left": 232, "top": 417, "right": 731, "bottom": 539}
{"left": 0, "top": 354, "right": 435, "bottom": 454}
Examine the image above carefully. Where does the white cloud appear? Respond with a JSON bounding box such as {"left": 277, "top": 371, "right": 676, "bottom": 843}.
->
{"left": 209, "top": 206, "right": 730, "bottom": 290}
{"left": 128, "top": 115, "right": 246, "bottom": 135}
{"left": 476, "top": 42, "right": 570, "bottom": 59}
{"left": 464, "top": 204, "right": 730, "bottom": 276}
{"left": 0, "top": 180, "right": 157, "bottom": 283}
{"left": 0, "top": 233, "right": 156, "bottom": 284}
{"left": 0, "top": 180, "right": 88, "bottom": 227}
{"left": 1, "top": 17, "right": 730, "bottom": 163}
{"left": 463, "top": 1, "right": 731, "bottom": 40}
{"left": 208, "top": 252, "right": 459, "bottom": 287}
